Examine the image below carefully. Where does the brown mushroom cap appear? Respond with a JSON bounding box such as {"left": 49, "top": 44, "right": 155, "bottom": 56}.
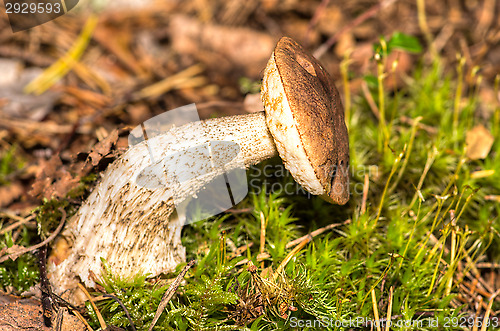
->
{"left": 261, "top": 37, "right": 350, "bottom": 205}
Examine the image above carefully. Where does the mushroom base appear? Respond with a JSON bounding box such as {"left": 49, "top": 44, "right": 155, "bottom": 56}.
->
{"left": 48, "top": 112, "right": 276, "bottom": 303}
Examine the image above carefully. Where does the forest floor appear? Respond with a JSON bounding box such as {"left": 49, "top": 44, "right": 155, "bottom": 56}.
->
{"left": 0, "top": 0, "right": 499, "bottom": 330}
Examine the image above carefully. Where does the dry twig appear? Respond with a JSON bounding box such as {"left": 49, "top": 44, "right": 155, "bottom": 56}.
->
{"left": 0, "top": 209, "right": 66, "bottom": 263}
{"left": 148, "top": 260, "right": 196, "bottom": 331}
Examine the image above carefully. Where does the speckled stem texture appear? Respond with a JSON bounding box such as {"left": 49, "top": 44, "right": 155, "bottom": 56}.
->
{"left": 49, "top": 112, "right": 276, "bottom": 298}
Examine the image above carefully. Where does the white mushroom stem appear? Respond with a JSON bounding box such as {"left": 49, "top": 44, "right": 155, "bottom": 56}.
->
{"left": 50, "top": 111, "right": 276, "bottom": 297}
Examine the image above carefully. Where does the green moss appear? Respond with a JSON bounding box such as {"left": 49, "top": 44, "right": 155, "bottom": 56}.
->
{"left": 3, "top": 34, "right": 498, "bottom": 331}
{"left": 0, "top": 228, "right": 39, "bottom": 292}
{"left": 0, "top": 173, "right": 98, "bottom": 292}
{"left": 93, "top": 52, "right": 498, "bottom": 329}
{"left": 0, "top": 144, "right": 25, "bottom": 185}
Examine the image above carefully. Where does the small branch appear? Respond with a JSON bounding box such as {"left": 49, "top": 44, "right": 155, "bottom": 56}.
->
{"left": 480, "top": 290, "right": 500, "bottom": 331}
{"left": 0, "top": 209, "right": 66, "bottom": 263}
{"left": 259, "top": 211, "right": 266, "bottom": 269}
{"left": 148, "top": 260, "right": 196, "bottom": 331}
{"left": 0, "top": 212, "right": 35, "bottom": 235}
{"left": 313, "top": 0, "right": 397, "bottom": 59}
{"left": 102, "top": 294, "right": 136, "bottom": 331}
{"left": 285, "top": 219, "right": 351, "bottom": 249}
{"left": 274, "top": 234, "right": 312, "bottom": 281}
{"left": 361, "top": 174, "right": 369, "bottom": 214}
{"left": 304, "top": 0, "right": 330, "bottom": 47}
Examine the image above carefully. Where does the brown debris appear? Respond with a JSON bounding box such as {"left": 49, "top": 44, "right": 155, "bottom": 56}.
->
{"left": 0, "top": 181, "right": 23, "bottom": 208}
{"left": 170, "top": 15, "right": 276, "bottom": 78}
{"left": 466, "top": 124, "right": 495, "bottom": 160}
{"left": 87, "top": 129, "right": 120, "bottom": 167}
{"left": 30, "top": 156, "right": 80, "bottom": 200}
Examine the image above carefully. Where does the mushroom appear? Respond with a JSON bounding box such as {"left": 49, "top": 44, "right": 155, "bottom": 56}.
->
{"left": 49, "top": 37, "right": 349, "bottom": 300}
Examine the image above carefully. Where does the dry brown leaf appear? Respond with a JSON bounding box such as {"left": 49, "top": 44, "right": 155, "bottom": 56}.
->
{"left": 466, "top": 124, "right": 494, "bottom": 160}
{"left": 30, "top": 156, "right": 80, "bottom": 200}
{"left": 88, "top": 129, "right": 119, "bottom": 167}
{"left": 0, "top": 181, "right": 23, "bottom": 208}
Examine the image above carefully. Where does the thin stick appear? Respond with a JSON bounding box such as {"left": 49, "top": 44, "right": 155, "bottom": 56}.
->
{"left": 285, "top": 219, "right": 351, "bottom": 249}
{"left": 480, "top": 290, "right": 500, "bottom": 331}
{"left": 39, "top": 244, "right": 53, "bottom": 327}
{"left": 361, "top": 80, "right": 380, "bottom": 119}
{"left": 313, "top": 0, "right": 397, "bottom": 58}
{"left": 148, "top": 260, "right": 196, "bottom": 331}
{"left": 304, "top": 0, "right": 330, "bottom": 47}
{"left": 0, "top": 213, "right": 35, "bottom": 235}
{"left": 476, "top": 263, "right": 500, "bottom": 268}
{"left": 72, "top": 308, "right": 94, "bottom": 331}
{"left": 400, "top": 116, "right": 438, "bottom": 135}
{"left": 371, "top": 289, "right": 381, "bottom": 331}
{"left": 228, "top": 242, "right": 254, "bottom": 259}
{"left": 54, "top": 307, "right": 67, "bottom": 331}
{"left": 0, "top": 209, "right": 66, "bottom": 263}
{"left": 102, "top": 294, "right": 136, "bottom": 331}
{"left": 445, "top": 211, "right": 457, "bottom": 296}
{"left": 236, "top": 220, "right": 351, "bottom": 266}
{"left": 259, "top": 211, "right": 266, "bottom": 269}
{"left": 416, "top": 0, "right": 437, "bottom": 58}
{"left": 0, "top": 210, "right": 28, "bottom": 222}
{"left": 135, "top": 64, "right": 205, "bottom": 99}
{"left": 472, "top": 296, "right": 483, "bottom": 331}
{"left": 385, "top": 287, "right": 393, "bottom": 331}
{"left": 361, "top": 174, "right": 369, "bottom": 214}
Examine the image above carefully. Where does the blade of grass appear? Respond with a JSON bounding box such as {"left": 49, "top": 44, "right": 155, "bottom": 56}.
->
{"left": 24, "top": 15, "right": 98, "bottom": 95}
{"left": 375, "top": 150, "right": 404, "bottom": 226}
{"left": 389, "top": 117, "right": 422, "bottom": 193}
{"left": 78, "top": 283, "right": 106, "bottom": 330}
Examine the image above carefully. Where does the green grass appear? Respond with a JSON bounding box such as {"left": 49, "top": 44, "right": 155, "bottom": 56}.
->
{"left": 0, "top": 229, "right": 39, "bottom": 292}
{"left": 88, "top": 53, "right": 499, "bottom": 330}
{"left": 0, "top": 144, "right": 24, "bottom": 186}
{"left": 0, "top": 145, "right": 38, "bottom": 292}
